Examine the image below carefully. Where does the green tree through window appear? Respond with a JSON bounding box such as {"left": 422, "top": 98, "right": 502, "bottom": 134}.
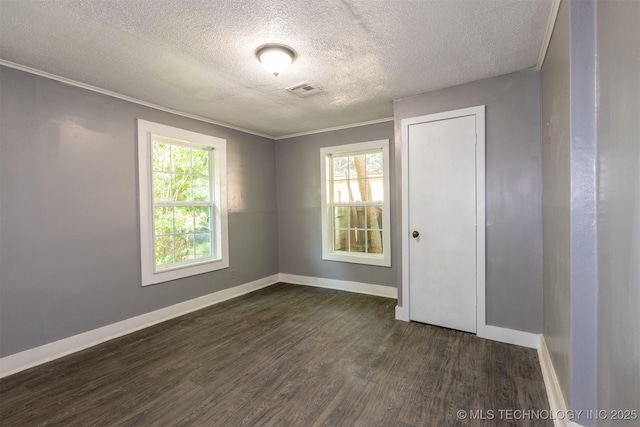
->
{"left": 138, "top": 119, "right": 228, "bottom": 286}
{"left": 151, "top": 137, "right": 213, "bottom": 268}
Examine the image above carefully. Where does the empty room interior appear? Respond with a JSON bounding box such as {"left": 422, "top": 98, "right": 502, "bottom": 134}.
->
{"left": 0, "top": 0, "right": 638, "bottom": 426}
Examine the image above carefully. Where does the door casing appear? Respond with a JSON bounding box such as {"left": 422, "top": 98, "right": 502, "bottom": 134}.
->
{"left": 396, "top": 105, "right": 486, "bottom": 335}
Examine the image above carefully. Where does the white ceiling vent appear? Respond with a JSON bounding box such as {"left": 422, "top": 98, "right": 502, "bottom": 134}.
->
{"left": 286, "top": 82, "right": 322, "bottom": 98}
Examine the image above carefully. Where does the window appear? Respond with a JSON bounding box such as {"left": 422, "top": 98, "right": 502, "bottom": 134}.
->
{"left": 320, "top": 139, "right": 391, "bottom": 267}
{"left": 137, "top": 119, "right": 228, "bottom": 286}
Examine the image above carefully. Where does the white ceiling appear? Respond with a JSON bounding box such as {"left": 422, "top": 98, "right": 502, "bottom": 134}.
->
{"left": 0, "top": 0, "right": 553, "bottom": 138}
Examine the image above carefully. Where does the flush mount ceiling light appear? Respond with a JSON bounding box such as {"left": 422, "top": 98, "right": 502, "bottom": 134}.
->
{"left": 256, "top": 44, "right": 296, "bottom": 77}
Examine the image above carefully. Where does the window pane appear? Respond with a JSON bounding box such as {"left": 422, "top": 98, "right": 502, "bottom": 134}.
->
{"left": 349, "top": 155, "right": 367, "bottom": 179}
{"left": 333, "top": 206, "right": 349, "bottom": 229}
{"left": 349, "top": 180, "right": 364, "bottom": 202}
{"left": 334, "top": 229, "right": 348, "bottom": 252}
{"left": 333, "top": 180, "right": 349, "bottom": 203}
{"left": 173, "top": 174, "right": 192, "bottom": 201}
{"left": 350, "top": 206, "right": 366, "bottom": 229}
{"left": 193, "top": 176, "right": 210, "bottom": 202}
{"left": 366, "top": 206, "right": 383, "bottom": 230}
{"left": 194, "top": 207, "right": 210, "bottom": 231}
{"left": 195, "top": 233, "right": 211, "bottom": 258}
{"left": 152, "top": 141, "right": 171, "bottom": 172}
{"left": 332, "top": 156, "right": 349, "bottom": 180}
{"left": 369, "top": 177, "right": 384, "bottom": 202}
{"left": 155, "top": 235, "right": 174, "bottom": 266}
{"left": 346, "top": 156, "right": 354, "bottom": 178}
{"left": 357, "top": 154, "right": 368, "bottom": 178}
{"left": 172, "top": 145, "right": 192, "bottom": 174}
{"left": 361, "top": 179, "right": 374, "bottom": 202}
{"left": 153, "top": 172, "right": 172, "bottom": 202}
{"left": 154, "top": 207, "right": 173, "bottom": 236}
{"left": 349, "top": 229, "right": 366, "bottom": 253}
{"left": 367, "top": 231, "right": 383, "bottom": 254}
{"left": 175, "top": 234, "right": 194, "bottom": 262}
{"left": 192, "top": 149, "right": 209, "bottom": 176}
{"left": 366, "top": 152, "right": 383, "bottom": 177}
{"left": 174, "top": 207, "right": 194, "bottom": 233}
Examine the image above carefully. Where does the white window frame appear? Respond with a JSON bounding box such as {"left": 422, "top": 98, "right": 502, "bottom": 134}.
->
{"left": 320, "top": 139, "right": 391, "bottom": 267}
{"left": 137, "top": 119, "right": 229, "bottom": 286}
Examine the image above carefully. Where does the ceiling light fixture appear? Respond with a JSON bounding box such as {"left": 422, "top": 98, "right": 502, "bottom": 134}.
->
{"left": 256, "top": 44, "right": 296, "bottom": 77}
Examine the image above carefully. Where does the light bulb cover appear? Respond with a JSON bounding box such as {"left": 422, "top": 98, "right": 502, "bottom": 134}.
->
{"left": 256, "top": 44, "right": 296, "bottom": 77}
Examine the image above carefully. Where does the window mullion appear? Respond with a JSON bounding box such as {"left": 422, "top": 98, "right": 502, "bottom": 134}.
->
{"left": 168, "top": 144, "right": 173, "bottom": 201}
{"left": 364, "top": 205, "right": 368, "bottom": 254}
{"left": 208, "top": 149, "right": 215, "bottom": 258}
{"left": 347, "top": 207, "right": 351, "bottom": 253}
{"left": 328, "top": 154, "right": 334, "bottom": 206}
{"left": 154, "top": 201, "right": 211, "bottom": 207}
{"left": 332, "top": 202, "right": 381, "bottom": 207}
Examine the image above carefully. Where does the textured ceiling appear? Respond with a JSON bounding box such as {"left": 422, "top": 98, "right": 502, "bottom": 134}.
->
{"left": 0, "top": 0, "right": 553, "bottom": 137}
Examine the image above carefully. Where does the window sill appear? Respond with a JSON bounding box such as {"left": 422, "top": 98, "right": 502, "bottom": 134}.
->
{"left": 142, "top": 258, "right": 229, "bottom": 286}
{"left": 322, "top": 252, "right": 391, "bottom": 267}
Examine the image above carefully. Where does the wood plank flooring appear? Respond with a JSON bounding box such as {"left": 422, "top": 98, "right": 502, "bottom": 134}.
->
{"left": 0, "top": 283, "right": 551, "bottom": 426}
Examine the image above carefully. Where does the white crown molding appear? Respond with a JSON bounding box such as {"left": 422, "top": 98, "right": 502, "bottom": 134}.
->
{"left": 279, "top": 273, "right": 398, "bottom": 299}
{"left": 0, "top": 274, "right": 280, "bottom": 378}
{"left": 0, "top": 60, "right": 393, "bottom": 141}
{"left": 537, "top": 0, "right": 562, "bottom": 69}
{"left": 274, "top": 117, "right": 394, "bottom": 140}
{"left": 0, "top": 59, "right": 274, "bottom": 139}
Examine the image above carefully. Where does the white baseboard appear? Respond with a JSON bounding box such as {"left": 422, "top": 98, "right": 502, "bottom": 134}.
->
{"left": 0, "top": 274, "right": 280, "bottom": 379}
{"left": 477, "top": 324, "right": 540, "bottom": 349}
{"left": 538, "top": 334, "right": 571, "bottom": 427}
{"left": 395, "top": 305, "right": 409, "bottom": 321}
{"left": 0, "top": 274, "right": 548, "bottom": 385}
{"left": 279, "top": 273, "right": 398, "bottom": 299}
{"left": 396, "top": 306, "right": 539, "bottom": 349}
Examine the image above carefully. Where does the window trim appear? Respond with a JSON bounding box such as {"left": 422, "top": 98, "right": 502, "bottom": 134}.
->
{"left": 320, "top": 139, "right": 391, "bottom": 267}
{"left": 137, "top": 119, "right": 229, "bottom": 286}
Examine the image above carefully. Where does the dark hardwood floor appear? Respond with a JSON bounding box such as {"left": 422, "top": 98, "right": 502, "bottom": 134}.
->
{"left": 0, "top": 283, "right": 551, "bottom": 426}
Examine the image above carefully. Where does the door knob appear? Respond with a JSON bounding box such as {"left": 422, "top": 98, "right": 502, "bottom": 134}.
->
{"left": 412, "top": 230, "right": 420, "bottom": 239}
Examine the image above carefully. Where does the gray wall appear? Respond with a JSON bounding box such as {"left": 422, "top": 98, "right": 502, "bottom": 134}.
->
{"left": 393, "top": 69, "right": 543, "bottom": 333}
{"left": 541, "top": 0, "right": 640, "bottom": 419}
{"left": 568, "top": 0, "right": 598, "bottom": 417}
{"left": 541, "top": 0, "right": 572, "bottom": 407}
{"left": 0, "top": 66, "right": 279, "bottom": 357}
{"left": 595, "top": 0, "right": 640, "bottom": 423}
{"left": 275, "top": 122, "right": 398, "bottom": 287}
{"left": 542, "top": 0, "right": 602, "bottom": 418}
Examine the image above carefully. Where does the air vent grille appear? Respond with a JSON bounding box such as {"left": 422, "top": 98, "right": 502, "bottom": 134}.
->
{"left": 286, "top": 82, "right": 322, "bottom": 97}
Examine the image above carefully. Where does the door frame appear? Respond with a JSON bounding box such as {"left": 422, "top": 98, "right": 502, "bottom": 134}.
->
{"left": 396, "top": 105, "right": 486, "bottom": 335}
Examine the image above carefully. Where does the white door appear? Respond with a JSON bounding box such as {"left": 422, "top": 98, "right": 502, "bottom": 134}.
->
{"left": 408, "top": 114, "right": 478, "bottom": 333}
